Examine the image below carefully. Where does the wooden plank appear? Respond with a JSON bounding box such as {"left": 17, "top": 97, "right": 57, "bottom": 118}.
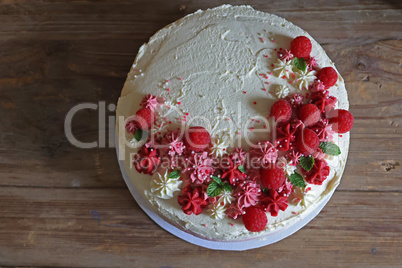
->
{"left": 0, "top": 1, "right": 400, "bottom": 43}
{"left": 0, "top": 187, "right": 400, "bottom": 267}
{"left": 0, "top": 0, "right": 401, "bottom": 266}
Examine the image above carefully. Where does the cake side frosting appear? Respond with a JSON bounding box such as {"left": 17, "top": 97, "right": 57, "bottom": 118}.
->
{"left": 116, "top": 5, "right": 350, "bottom": 241}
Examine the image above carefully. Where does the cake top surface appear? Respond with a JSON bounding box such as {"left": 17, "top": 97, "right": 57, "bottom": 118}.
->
{"left": 118, "top": 5, "right": 348, "bottom": 149}
{"left": 116, "top": 5, "right": 351, "bottom": 241}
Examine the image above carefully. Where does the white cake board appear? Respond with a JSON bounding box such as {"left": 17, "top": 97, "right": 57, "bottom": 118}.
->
{"left": 116, "top": 138, "right": 333, "bottom": 251}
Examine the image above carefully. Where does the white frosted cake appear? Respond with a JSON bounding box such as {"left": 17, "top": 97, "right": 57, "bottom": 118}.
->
{"left": 116, "top": 5, "right": 353, "bottom": 241}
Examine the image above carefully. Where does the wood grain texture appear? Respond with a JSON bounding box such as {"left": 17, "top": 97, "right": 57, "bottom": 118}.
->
{"left": 0, "top": 0, "right": 401, "bottom": 267}
{"left": 0, "top": 188, "right": 401, "bottom": 267}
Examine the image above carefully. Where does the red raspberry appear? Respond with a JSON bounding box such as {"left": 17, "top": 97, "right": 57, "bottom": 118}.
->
{"left": 316, "top": 67, "right": 338, "bottom": 89}
{"left": 134, "top": 108, "right": 155, "bottom": 130}
{"left": 296, "top": 128, "right": 320, "bottom": 155}
{"left": 328, "top": 109, "right": 354, "bottom": 133}
{"left": 183, "top": 126, "right": 211, "bottom": 152}
{"left": 260, "top": 167, "right": 285, "bottom": 191}
{"left": 290, "top": 36, "right": 312, "bottom": 58}
{"left": 270, "top": 100, "right": 292, "bottom": 122}
{"left": 298, "top": 104, "right": 321, "bottom": 127}
{"left": 242, "top": 207, "right": 268, "bottom": 232}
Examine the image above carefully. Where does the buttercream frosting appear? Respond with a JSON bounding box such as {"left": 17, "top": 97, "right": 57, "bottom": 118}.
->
{"left": 275, "top": 85, "right": 291, "bottom": 99}
{"left": 150, "top": 170, "right": 182, "bottom": 199}
{"left": 277, "top": 156, "right": 297, "bottom": 177}
{"left": 218, "top": 189, "right": 235, "bottom": 206}
{"left": 116, "top": 5, "right": 350, "bottom": 241}
{"left": 295, "top": 68, "right": 317, "bottom": 90}
{"left": 273, "top": 59, "right": 293, "bottom": 79}
{"left": 208, "top": 202, "right": 227, "bottom": 220}
{"left": 210, "top": 138, "right": 229, "bottom": 158}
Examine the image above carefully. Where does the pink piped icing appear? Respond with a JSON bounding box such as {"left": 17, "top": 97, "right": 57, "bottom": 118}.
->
{"left": 160, "top": 131, "right": 185, "bottom": 168}
{"left": 305, "top": 56, "right": 318, "bottom": 71}
{"left": 273, "top": 122, "right": 297, "bottom": 151}
{"left": 133, "top": 146, "right": 160, "bottom": 175}
{"left": 221, "top": 156, "right": 247, "bottom": 185}
{"left": 312, "top": 148, "right": 326, "bottom": 160}
{"left": 278, "top": 179, "right": 293, "bottom": 197}
{"left": 140, "top": 94, "right": 160, "bottom": 110}
{"left": 311, "top": 119, "right": 335, "bottom": 142}
{"left": 250, "top": 141, "right": 278, "bottom": 165}
{"left": 164, "top": 131, "right": 185, "bottom": 156}
{"left": 144, "top": 139, "right": 159, "bottom": 149}
{"left": 178, "top": 185, "right": 208, "bottom": 215}
{"left": 234, "top": 181, "right": 261, "bottom": 208}
{"left": 125, "top": 120, "right": 137, "bottom": 134}
{"left": 185, "top": 152, "right": 214, "bottom": 185}
{"left": 230, "top": 147, "right": 247, "bottom": 165}
{"left": 310, "top": 91, "right": 337, "bottom": 113}
{"left": 287, "top": 150, "right": 302, "bottom": 166}
{"left": 291, "top": 119, "right": 305, "bottom": 130}
{"left": 286, "top": 93, "right": 304, "bottom": 108}
{"left": 247, "top": 168, "right": 261, "bottom": 182}
{"left": 278, "top": 49, "right": 294, "bottom": 61}
{"left": 309, "top": 80, "right": 326, "bottom": 93}
{"left": 260, "top": 190, "right": 288, "bottom": 217}
{"left": 226, "top": 201, "right": 244, "bottom": 220}
{"left": 303, "top": 159, "right": 330, "bottom": 185}
{"left": 200, "top": 184, "right": 217, "bottom": 204}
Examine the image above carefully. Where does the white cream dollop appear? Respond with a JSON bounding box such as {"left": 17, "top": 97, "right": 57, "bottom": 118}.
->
{"left": 218, "top": 189, "right": 234, "bottom": 206}
{"left": 208, "top": 202, "right": 227, "bottom": 220}
{"left": 290, "top": 186, "right": 315, "bottom": 208}
{"left": 150, "top": 170, "right": 182, "bottom": 199}
{"left": 210, "top": 138, "right": 229, "bottom": 158}
{"left": 295, "top": 69, "right": 316, "bottom": 90}
{"left": 150, "top": 119, "right": 168, "bottom": 137}
{"left": 275, "top": 85, "right": 290, "bottom": 99}
{"left": 277, "top": 156, "right": 296, "bottom": 177}
{"left": 273, "top": 59, "right": 293, "bottom": 79}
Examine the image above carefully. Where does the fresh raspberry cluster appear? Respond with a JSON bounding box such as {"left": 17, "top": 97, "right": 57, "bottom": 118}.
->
{"left": 124, "top": 34, "right": 354, "bottom": 234}
{"left": 289, "top": 36, "right": 343, "bottom": 92}
{"left": 272, "top": 35, "right": 354, "bottom": 145}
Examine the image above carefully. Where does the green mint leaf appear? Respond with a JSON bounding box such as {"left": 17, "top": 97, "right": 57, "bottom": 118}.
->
{"left": 300, "top": 156, "right": 314, "bottom": 172}
{"left": 289, "top": 172, "right": 306, "bottom": 188}
{"left": 168, "top": 170, "right": 181, "bottom": 179}
{"left": 211, "top": 175, "right": 222, "bottom": 185}
{"left": 222, "top": 183, "right": 232, "bottom": 192}
{"left": 319, "top": 142, "right": 341, "bottom": 156}
{"left": 207, "top": 182, "right": 222, "bottom": 197}
{"left": 293, "top": 57, "right": 307, "bottom": 72}
{"left": 262, "top": 188, "right": 270, "bottom": 192}
{"left": 134, "top": 129, "right": 143, "bottom": 141}
{"left": 238, "top": 165, "right": 246, "bottom": 173}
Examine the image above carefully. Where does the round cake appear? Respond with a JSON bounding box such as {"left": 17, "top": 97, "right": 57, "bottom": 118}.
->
{"left": 116, "top": 5, "right": 353, "bottom": 242}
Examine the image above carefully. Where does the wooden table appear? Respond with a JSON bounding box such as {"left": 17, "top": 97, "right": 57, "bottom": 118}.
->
{"left": 1, "top": 0, "right": 401, "bottom": 267}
